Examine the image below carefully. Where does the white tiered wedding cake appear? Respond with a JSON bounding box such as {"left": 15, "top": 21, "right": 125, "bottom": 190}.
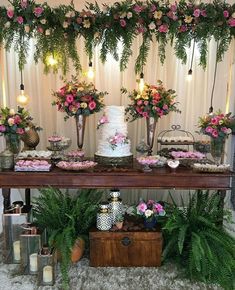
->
{"left": 95, "top": 106, "right": 133, "bottom": 165}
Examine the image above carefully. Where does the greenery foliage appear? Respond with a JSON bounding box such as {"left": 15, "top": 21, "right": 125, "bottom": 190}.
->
{"left": 163, "top": 190, "right": 235, "bottom": 290}
{"left": 0, "top": 0, "right": 235, "bottom": 74}
{"left": 33, "top": 187, "right": 103, "bottom": 289}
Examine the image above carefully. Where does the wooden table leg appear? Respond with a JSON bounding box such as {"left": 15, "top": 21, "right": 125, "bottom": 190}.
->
{"left": 25, "top": 188, "right": 31, "bottom": 206}
{"left": 2, "top": 188, "right": 11, "bottom": 213}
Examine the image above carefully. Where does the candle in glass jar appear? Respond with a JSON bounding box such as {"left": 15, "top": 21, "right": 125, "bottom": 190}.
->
{"left": 29, "top": 253, "right": 38, "bottom": 272}
{"left": 13, "top": 240, "right": 21, "bottom": 261}
{"left": 43, "top": 265, "right": 53, "bottom": 283}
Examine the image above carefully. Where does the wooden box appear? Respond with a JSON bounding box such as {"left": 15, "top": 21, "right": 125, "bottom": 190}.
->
{"left": 89, "top": 228, "right": 162, "bottom": 267}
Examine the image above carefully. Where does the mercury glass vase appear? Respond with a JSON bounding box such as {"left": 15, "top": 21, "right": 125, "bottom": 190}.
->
{"left": 75, "top": 114, "right": 86, "bottom": 150}
{"left": 5, "top": 134, "right": 21, "bottom": 154}
{"left": 146, "top": 117, "right": 157, "bottom": 156}
{"left": 210, "top": 137, "right": 225, "bottom": 165}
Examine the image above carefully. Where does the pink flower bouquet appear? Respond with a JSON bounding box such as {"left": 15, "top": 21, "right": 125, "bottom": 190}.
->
{"left": 52, "top": 78, "right": 107, "bottom": 121}
{"left": 124, "top": 80, "right": 180, "bottom": 121}
{"left": 198, "top": 111, "right": 235, "bottom": 139}
{"left": 136, "top": 199, "right": 166, "bottom": 222}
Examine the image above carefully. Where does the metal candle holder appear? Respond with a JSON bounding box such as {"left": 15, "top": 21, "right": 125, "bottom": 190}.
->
{"left": 20, "top": 225, "right": 41, "bottom": 274}
{"left": 37, "top": 246, "right": 56, "bottom": 286}
{"left": 2, "top": 203, "right": 31, "bottom": 264}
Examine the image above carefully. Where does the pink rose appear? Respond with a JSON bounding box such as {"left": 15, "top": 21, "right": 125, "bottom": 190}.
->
{"left": 89, "top": 101, "right": 96, "bottom": 110}
{"left": 17, "top": 16, "right": 24, "bottom": 24}
{"left": 64, "top": 101, "right": 69, "bottom": 107}
{"left": 221, "top": 127, "right": 228, "bottom": 133}
{"left": 136, "top": 106, "right": 142, "bottom": 114}
{"left": 0, "top": 125, "right": 6, "bottom": 132}
{"left": 144, "top": 100, "right": 149, "bottom": 105}
{"left": 212, "top": 129, "right": 218, "bottom": 138}
{"left": 34, "top": 7, "right": 44, "bottom": 17}
{"left": 158, "top": 110, "right": 164, "bottom": 117}
{"left": 142, "top": 111, "right": 149, "bottom": 118}
{"left": 76, "top": 103, "right": 81, "bottom": 109}
{"left": 223, "top": 10, "right": 229, "bottom": 18}
{"left": 205, "top": 126, "right": 213, "bottom": 133}
{"left": 155, "top": 203, "right": 163, "bottom": 212}
{"left": 7, "top": 9, "right": 14, "bottom": 19}
{"left": 150, "top": 5, "right": 156, "bottom": 12}
{"left": 170, "top": 4, "right": 177, "bottom": 12}
{"left": 179, "top": 25, "right": 187, "bottom": 32}
{"left": 228, "top": 18, "right": 235, "bottom": 27}
{"left": 120, "top": 19, "right": 126, "bottom": 27}
{"left": 137, "top": 100, "right": 142, "bottom": 106}
{"left": 137, "top": 202, "right": 147, "bottom": 213}
{"left": 133, "top": 5, "right": 144, "bottom": 13}
{"left": 14, "top": 115, "right": 22, "bottom": 124}
{"left": 193, "top": 9, "right": 201, "bottom": 18}
{"left": 158, "top": 24, "right": 168, "bottom": 33}
{"left": 211, "top": 117, "right": 219, "bottom": 125}
{"left": 201, "top": 10, "right": 207, "bottom": 17}
{"left": 137, "top": 26, "right": 145, "bottom": 34}
{"left": 66, "top": 94, "right": 74, "bottom": 103}
{"left": 20, "top": 0, "right": 28, "bottom": 9}
{"left": 16, "top": 128, "right": 24, "bottom": 135}
{"left": 163, "top": 104, "right": 168, "bottom": 110}
{"left": 37, "top": 26, "right": 44, "bottom": 33}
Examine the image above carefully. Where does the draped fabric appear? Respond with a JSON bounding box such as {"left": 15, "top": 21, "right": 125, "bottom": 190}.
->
{"left": 0, "top": 0, "right": 235, "bottom": 209}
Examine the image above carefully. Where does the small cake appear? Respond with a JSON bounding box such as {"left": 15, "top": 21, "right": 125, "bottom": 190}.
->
{"left": 95, "top": 106, "right": 133, "bottom": 166}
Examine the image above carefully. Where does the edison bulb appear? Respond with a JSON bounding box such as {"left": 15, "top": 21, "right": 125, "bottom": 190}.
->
{"left": 17, "top": 90, "right": 29, "bottom": 106}
{"left": 47, "top": 55, "right": 58, "bottom": 66}
{"left": 87, "top": 67, "right": 95, "bottom": 80}
{"left": 139, "top": 77, "right": 145, "bottom": 93}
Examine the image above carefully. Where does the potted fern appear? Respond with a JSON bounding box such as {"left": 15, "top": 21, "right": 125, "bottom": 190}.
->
{"left": 33, "top": 187, "right": 103, "bottom": 289}
{"left": 163, "top": 190, "right": 235, "bottom": 290}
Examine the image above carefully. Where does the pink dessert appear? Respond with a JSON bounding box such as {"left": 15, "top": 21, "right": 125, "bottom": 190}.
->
{"left": 48, "top": 135, "right": 62, "bottom": 142}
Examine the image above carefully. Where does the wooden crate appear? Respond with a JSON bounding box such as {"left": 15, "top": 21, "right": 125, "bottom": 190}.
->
{"left": 89, "top": 228, "right": 162, "bottom": 267}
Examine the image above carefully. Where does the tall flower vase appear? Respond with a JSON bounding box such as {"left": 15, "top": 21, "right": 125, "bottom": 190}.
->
{"left": 5, "top": 134, "right": 21, "bottom": 154}
{"left": 210, "top": 137, "right": 225, "bottom": 165}
{"left": 75, "top": 114, "right": 86, "bottom": 150}
{"left": 146, "top": 117, "right": 157, "bottom": 156}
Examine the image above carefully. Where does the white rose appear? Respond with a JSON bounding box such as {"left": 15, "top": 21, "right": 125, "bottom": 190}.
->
{"left": 148, "top": 22, "right": 156, "bottom": 30}
{"left": 127, "top": 12, "right": 132, "bottom": 19}
{"left": 24, "top": 25, "right": 30, "bottom": 33}
{"left": 232, "top": 12, "right": 235, "bottom": 18}
{"left": 145, "top": 209, "right": 153, "bottom": 218}
{"left": 40, "top": 19, "right": 47, "bottom": 24}
{"left": 227, "top": 128, "right": 232, "bottom": 134}
{"left": 63, "top": 21, "right": 68, "bottom": 28}
{"left": 120, "top": 12, "right": 127, "bottom": 19}
{"left": 8, "top": 118, "right": 15, "bottom": 126}
{"left": 9, "top": 109, "right": 15, "bottom": 116}
{"left": 45, "top": 29, "right": 50, "bottom": 36}
{"left": 4, "top": 21, "right": 11, "bottom": 28}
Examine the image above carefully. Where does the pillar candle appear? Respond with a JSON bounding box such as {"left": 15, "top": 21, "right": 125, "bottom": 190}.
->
{"left": 29, "top": 253, "right": 38, "bottom": 272}
{"left": 13, "top": 240, "right": 21, "bottom": 261}
{"left": 43, "top": 265, "right": 53, "bottom": 283}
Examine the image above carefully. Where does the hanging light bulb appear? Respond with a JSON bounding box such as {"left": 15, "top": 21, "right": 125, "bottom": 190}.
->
{"left": 87, "top": 61, "right": 95, "bottom": 80}
{"left": 139, "top": 72, "right": 145, "bottom": 93}
{"left": 187, "top": 69, "right": 193, "bottom": 82}
{"left": 17, "top": 70, "right": 29, "bottom": 106}
{"left": 47, "top": 54, "right": 58, "bottom": 66}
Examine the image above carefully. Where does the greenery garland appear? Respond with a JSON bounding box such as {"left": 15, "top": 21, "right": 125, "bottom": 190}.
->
{"left": 0, "top": 0, "right": 235, "bottom": 74}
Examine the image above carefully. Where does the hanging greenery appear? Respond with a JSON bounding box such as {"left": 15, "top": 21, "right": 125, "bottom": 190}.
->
{"left": 0, "top": 0, "right": 235, "bottom": 74}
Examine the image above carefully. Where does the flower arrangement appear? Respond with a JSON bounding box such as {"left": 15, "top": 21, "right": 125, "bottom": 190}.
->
{"left": 124, "top": 80, "right": 180, "bottom": 121}
{"left": 0, "top": 1, "right": 235, "bottom": 73}
{"left": 198, "top": 111, "right": 235, "bottom": 139}
{"left": 0, "top": 107, "right": 32, "bottom": 136}
{"left": 108, "top": 132, "right": 129, "bottom": 150}
{"left": 136, "top": 199, "right": 166, "bottom": 221}
{"left": 52, "top": 78, "right": 106, "bottom": 121}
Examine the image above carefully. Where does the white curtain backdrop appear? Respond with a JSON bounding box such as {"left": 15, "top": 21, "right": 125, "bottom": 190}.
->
{"left": 0, "top": 0, "right": 235, "bottom": 210}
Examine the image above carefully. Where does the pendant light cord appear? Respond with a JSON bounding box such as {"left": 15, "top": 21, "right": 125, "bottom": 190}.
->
{"left": 209, "top": 41, "right": 219, "bottom": 113}
{"left": 189, "top": 40, "right": 196, "bottom": 71}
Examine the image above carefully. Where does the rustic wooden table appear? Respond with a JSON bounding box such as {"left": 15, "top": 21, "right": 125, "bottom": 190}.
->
{"left": 0, "top": 162, "right": 233, "bottom": 212}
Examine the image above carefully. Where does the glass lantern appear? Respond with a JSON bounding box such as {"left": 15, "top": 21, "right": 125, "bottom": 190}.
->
{"left": 108, "top": 189, "right": 123, "bottom": 224}
{"left": 20, "top": 225, "right": 41, "bottom": 274}
{"left": 2, "top": 202, "right": 31, "bottom": 264}
{"left": 37, "top": 246, "right": 57, "bottom": 286}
